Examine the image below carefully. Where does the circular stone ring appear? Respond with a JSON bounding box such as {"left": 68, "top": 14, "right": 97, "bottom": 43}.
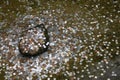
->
{"left": 18, "top": 24, "right": 49, "bottom": 57}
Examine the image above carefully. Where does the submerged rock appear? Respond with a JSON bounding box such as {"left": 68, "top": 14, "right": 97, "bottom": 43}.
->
{"left": 18, "top": 24, "right": 49, "bottom": 57}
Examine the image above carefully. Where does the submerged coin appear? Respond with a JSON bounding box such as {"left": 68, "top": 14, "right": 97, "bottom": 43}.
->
{"left": 18, "top": 24, "right": 49, "bottom": 57}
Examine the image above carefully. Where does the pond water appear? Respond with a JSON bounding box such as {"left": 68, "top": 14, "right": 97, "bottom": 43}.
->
{"left": 0, "top": 0, "right": 120, "bottom": 80}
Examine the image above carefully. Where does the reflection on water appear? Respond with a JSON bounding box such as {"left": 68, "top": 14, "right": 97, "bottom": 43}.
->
{"left": 0, "top": 0, "right": 120, "bottom": 80}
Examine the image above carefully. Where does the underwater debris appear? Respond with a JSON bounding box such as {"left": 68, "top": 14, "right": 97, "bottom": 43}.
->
{"left": 18, "top": 24, "right": 49, "bottom": 57}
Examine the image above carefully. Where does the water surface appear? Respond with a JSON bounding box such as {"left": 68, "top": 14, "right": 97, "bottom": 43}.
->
{"left": 0, "top": 0, "right": 120, "bottom": 80}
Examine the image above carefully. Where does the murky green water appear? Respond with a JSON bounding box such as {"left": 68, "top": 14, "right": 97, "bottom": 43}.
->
{"left": 0, "top": 0, "right": 120, "bottom": 80}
